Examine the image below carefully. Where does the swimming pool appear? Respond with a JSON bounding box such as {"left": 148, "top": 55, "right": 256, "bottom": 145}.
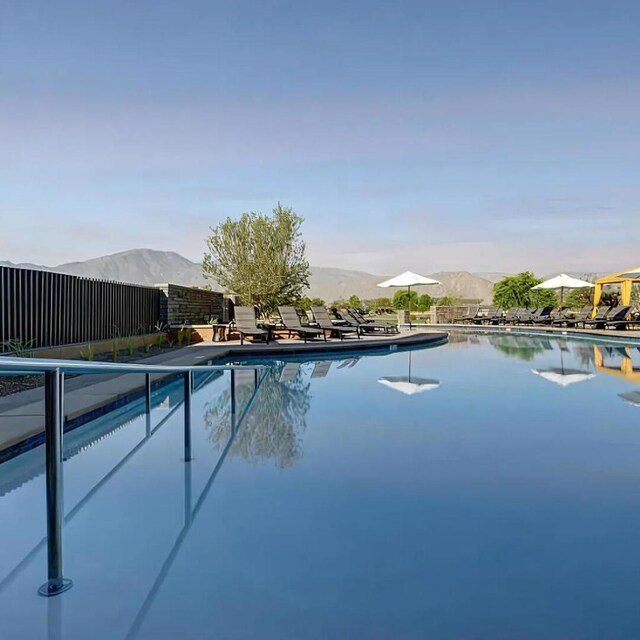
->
{"left": 1, "top": 331, "right": 640, "bottom": 639}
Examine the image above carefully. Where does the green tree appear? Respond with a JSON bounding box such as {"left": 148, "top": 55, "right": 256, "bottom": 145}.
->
{"left": 366, "top": 297, "right": 392, "bottom": 309}
{"left": 564, "top": 287, "right": 594, "bottom": 310}
{"left": 414, "top": 293, "right": 433, "bottom": 311}
{"left": 329, "top": 299, "right": 347, "bottom": 309}
{"left": 392, "top": 290, "right": 419, "bottom": 310}
{"left": 203, "top": 203, "right": 310, "bottom": 316}
{"left": 492, "top": 272, "right": 557, "bottom": 310}
{"left": 348, "top": 294, "right": 362, "bottom": 309}
{"left": 436, "top": 295, "right": 459, "bottom": 307}
{"left": 295, "top": 296, "right": 325, "bottom": 310}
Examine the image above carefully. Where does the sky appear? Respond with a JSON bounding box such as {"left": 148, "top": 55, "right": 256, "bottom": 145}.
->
{"left": 1, "top": 0, "right": 639, "bottom": 275}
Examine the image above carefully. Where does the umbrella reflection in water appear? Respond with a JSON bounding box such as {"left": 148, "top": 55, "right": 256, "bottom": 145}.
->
{"left": 378, "top": 351, "right": 440, "bottom": 395}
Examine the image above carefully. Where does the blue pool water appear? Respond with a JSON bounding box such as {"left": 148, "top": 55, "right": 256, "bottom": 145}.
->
{"left": 1, "top": 331, "right": 640, "bottom": 639}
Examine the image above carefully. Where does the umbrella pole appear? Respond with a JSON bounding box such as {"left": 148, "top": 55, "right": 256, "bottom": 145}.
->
{"left": 408, "top": 286, "right": 412, "bottom": 330}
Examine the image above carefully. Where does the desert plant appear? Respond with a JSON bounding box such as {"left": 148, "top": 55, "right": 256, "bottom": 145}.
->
{"left": 124, "top": 336, "right": 135, "bottom": 357}
{"left": 153, "top": 322, "right": 166, "bottom": 348}
{"left": 80, "top": 343, "right": 95, "bottom": 361}
{"left": 141, "top": 336, "right": 152, "bottom": 354}
{"left": 112, "top": 338, "right": 120, "bottom": 362}
{"left": 1, "top": 338, "right": 35, "bottom": 357}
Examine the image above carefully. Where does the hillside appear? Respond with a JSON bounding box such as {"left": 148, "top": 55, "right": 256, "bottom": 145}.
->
{"left": 1, "top": 249, "right": 498, "bottom": 302}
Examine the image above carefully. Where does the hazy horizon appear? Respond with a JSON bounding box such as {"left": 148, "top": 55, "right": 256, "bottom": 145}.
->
{"left": 2, "top": 1, "right": 639, "bottom": 274}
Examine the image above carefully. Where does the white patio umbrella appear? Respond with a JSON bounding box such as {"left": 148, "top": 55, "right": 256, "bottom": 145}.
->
{"left": 531, "top": 273, "right": 594, "bottom": 311}
{"left": 377, "top": 271, "right": 441, "bottom": 329}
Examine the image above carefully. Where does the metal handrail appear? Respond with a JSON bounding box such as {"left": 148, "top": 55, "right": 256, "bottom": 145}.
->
{"left": 0, "top": 355, "right": 269, "bottom": 597}
{"left": 0, "top": 355, "right": 265, "bottom": 375}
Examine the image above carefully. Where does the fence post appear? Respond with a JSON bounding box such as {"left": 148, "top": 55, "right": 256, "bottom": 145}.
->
{"left": 38, "top": 369, "right": 73, "bottom": 596}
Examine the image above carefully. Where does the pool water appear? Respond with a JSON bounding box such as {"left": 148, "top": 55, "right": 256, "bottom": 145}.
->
{"left": 1, "top": 332, "right": 640, "bottom": 639}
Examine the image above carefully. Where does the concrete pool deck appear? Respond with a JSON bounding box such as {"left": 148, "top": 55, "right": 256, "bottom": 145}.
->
{"left": 0, "top": 329, "right": 448, "bottom": 459}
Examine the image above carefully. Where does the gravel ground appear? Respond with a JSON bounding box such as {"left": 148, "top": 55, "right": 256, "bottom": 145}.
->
{"left": 0, "top": 344, "right": 184, "bottom": 398}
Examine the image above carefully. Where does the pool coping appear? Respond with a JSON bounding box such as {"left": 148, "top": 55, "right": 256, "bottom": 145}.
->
{"left": 430, "top": 323, "right": 640, "bottom": 346}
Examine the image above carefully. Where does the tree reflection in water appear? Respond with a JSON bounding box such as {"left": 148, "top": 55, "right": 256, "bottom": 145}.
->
{"left": 203, "top": 362, "right": 311, "bottom": 469}
{"left": 488, "top": 334, "right": 548, "bottom": 362}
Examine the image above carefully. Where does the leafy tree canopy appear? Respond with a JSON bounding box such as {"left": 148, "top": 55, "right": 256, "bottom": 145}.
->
{"left": 366, "top": 297, "right": 392, "bottom": 309}
{"left": 348, "top": 294, "right": 362, "bottom": 309}
{"left": 436, "top": 295, "right": 459, "bottom": 307}
{"left": 415, "top": 293, "right": 433, "bottom": 311}
{"left": 295, "top": 296, "right": 325, "bottom": 310}
{"left": 392, "top": 290, "right": 419, "bottom": 310}
{"left": 203, "top": 203, "right": 310, "bottom": 315}
{"left": 492, "top": 272, "right": 557, "bottom": 310}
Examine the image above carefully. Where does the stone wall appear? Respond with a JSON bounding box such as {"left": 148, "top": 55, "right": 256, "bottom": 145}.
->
{"left": 156, "top": 284, "right": 227, "bottom": 325}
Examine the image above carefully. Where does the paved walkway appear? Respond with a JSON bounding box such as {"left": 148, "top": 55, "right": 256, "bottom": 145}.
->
{"left": 0, "top": 330, "right": 446, "bottom": 457}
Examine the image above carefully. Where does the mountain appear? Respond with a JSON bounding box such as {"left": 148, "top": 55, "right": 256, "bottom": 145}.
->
{"left": 474, "top": 272, "right": 510, "bottom": 284}
{"left": 429, "top": 271, "right": 494, "bottom": 302}
{"left": 0, "top": 260, "right": 49, "bottom": 271}
{"left": 1, "top": 249, "right": 496, "bottom": 302}
{"left": 54, "top": 249, "right": 207, "bottom": 286}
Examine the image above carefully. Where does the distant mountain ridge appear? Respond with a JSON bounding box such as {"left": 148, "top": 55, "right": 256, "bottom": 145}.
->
{"left": 2, "top": 248, "right": 504, "bottom": 302}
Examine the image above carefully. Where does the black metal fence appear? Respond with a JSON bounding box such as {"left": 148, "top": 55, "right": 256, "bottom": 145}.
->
{"left": 0, "top": 266, "right": 161, "bottom": 351}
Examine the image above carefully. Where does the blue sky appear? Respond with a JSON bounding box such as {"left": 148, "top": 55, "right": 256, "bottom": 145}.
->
{"left": 1, "top": 0, "right": 639, "bottom": 274}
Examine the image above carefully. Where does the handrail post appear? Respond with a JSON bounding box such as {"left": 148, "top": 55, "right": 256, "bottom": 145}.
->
{"left": 183, "top": 371, "right": 192, "bottom": 462}
{"left": 230, "top": 370, "right": 236, "bottom": 435}
{"left": 38, "top": 369, "right": 73, "bottom": 596}
{"left": 145, "top": 374, "right": 151, "bottom": 413}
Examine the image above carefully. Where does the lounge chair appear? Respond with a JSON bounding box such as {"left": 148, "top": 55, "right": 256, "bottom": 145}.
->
{"left": 348, "top": 308, "right": 375, "bottom": 324}
{"left": 530, "top": 306, "right": 555, "bottom": 324}
{"left": 234, "top": 306, "right": 270, "bottom": 345}
{"left": 551, "top": 305, "right": 593, "bottom": 328}
{"left": 340, "top": 309, "right": 399, "bottom": 334}
{"left": 583, "top": 306, "right": 613, "bottom": 329}
{"left": 482, "top": 308, "right": 504, "bottom": 325}
{"left": 311, "top": 306, "right": 360, "bottom": 340}
{"left": 499, "top": 307, "right": 520, "bottom": 325}
{"left": 603, "top": 306, "right": 634, "bottom": 329}
{"left": 516, "top": 308, "right": 538, "bottom": 324}
{"left": 295, "top": 307, "right": 316, "bottom": 326}
{"left": 278, "top": 306, "right": 325, "bottom": 343}
{"left": 455, "top": 305, "right": 480, "bottom": 324}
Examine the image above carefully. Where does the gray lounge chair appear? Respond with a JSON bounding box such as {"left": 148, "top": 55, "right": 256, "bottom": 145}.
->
{"left": 234, "top": 306, "right": 270, "bottom": 345}
{"left": 530, "top": 306, "right": 555, "bottom": 324}
{"left": 603, "top": 306, "right": 634, "bottom": 329}
{"left": 278, "top": 306, "right": 325, "bottom": 342}
{"left": 481, "top": 308, "right": 504, "bottom": 325}
{"left": 583, "top": 306, "right": 613, "bottom": 329}
{"left": 311, "top": 306, "right": 360, "bottom": 340}
{"left": 499, "top": 307, "right": 520, "bottom": 325}
{"left": 341, "top": 309, "right": 399, "bottom": 334}
{"left": 455, "top": 305, "right": 480, "bottom": 324}
{"left": 552, "top": 305, "right": 593, "bottom": 328}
